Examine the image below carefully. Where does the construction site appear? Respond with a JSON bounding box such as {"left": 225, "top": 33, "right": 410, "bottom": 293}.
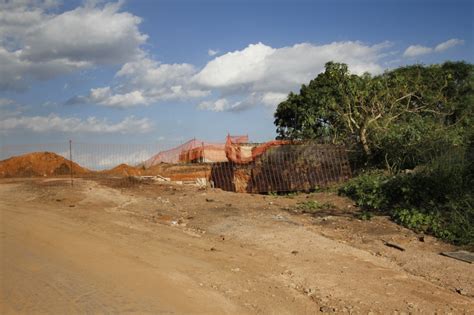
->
{"left": 1, "top": 137, "right": 473, "bottom": 314}
{"left": 0, "top": 136, "right": 352, "bottom": 192}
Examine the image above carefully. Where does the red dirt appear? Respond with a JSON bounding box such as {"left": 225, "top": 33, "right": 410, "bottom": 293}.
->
{"left": 0, "top": 152, "right": 215, "bottom": 182}
{"left": 0, "top": 152, "right": 89, "bottom": 178}
{"left": 101, "top": 164, "right": 143, "bottom": 176}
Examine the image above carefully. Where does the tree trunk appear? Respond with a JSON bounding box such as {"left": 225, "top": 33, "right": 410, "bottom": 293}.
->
{"left": 359, "top": 126, "right": 371, "bottom": 158}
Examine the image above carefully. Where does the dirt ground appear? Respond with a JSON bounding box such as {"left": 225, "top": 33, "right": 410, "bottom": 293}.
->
{"left": 0, "top": 178, "right": 473, "bottom": 314}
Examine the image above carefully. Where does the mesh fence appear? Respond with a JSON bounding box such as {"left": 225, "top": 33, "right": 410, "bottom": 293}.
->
{"left": 0, "top": 142, "right": 171, "bottom": 171}
{"left": 211, "top": 144, "right": 351, "bottom": 193}
{"left": 0, "top": 139, "right": 352, "bottom": 193}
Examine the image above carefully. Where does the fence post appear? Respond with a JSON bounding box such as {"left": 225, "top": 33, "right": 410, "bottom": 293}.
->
{"left": 69, "top": 140, "right": 74, "bottom": 187}
{"left": 202, "top": 141, "right": 209, "bottom": 185}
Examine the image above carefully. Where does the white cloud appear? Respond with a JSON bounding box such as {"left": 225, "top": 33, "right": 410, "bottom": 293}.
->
{"left": 20, "top": 4, "right": 147, "bottom": 64}
{"left": 70, "top": 55, "right": 210, "bottom": 107}
{"left": 207, "top": 49, "right": 219, "bottom": 56}
{"left": 198, "top": 98, "right": 239, "bottom": 112}
{"left": 260, "top": 92, "right": 288, "bottom": 107}
{"left": 116, "top": 56, "right": 209, "bottom": 100}
{"left": 0, "top": 98, "right": 15, "bottom": 107}
{"left": 197, "top": 92, "right": 288, "bottom": 112}
{"left": 0, "top": 1, "right": 59, "bottom": 44}
{"left": 88, "top": 87, "right": 149, "bottom": 108}
{"left": 434, "top": 38, "right": 464, "bottom": 52}
{"left": 194, "top": 43, "right": 276, "bottom": 89}
{"left": 0, "top": 1, "right": 147, "bottom": 91}
{"left": 403, "top": 45, "right": 433, "bottom": 57}
{"left": 0, "top": 114, "right": 153, "bottom": 134}
{"left": 194, "top": 41, "right": 390, "bottom": 111}
{"left": 0, "top": 98, "right": 30, "bottom": 118}
{"left": 0, "top": 2, "right": 402, "bottom": 113}
{"left": 404, "top": 38, "right": 464, "bottom": 57}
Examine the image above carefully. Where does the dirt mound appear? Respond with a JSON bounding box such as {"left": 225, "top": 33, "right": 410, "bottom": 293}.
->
{"left": 0, "top": 152, "right": 89, "bottom": 178}
{"left": 102, "top": 164, "right": 143, "bottom": 176}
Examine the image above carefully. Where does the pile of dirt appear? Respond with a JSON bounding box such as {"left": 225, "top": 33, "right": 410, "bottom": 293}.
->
{"left": 102, "top": 164, "right": 143, "bottom": 176}
{"left": 0, "top": 152, "right": 89, "bottom": 178}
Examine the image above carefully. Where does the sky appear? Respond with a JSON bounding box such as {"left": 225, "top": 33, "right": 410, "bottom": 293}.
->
{"left": 0, "top": 0, "right": 473, "bottom": 149}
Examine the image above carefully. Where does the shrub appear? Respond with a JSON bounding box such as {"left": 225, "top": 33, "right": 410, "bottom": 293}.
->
{"left": 339, "top": 149, "right": 474, "bottom": 245}
{"left": 391, "top": 208, "right": 452, "bottom": 239}
{"left": 338, "top": 170, "right": 390, "bottom": 211}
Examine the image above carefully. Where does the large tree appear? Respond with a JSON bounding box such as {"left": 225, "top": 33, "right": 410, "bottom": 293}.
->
{"left": 274, "top": 61, "right": 473, "bottom": 168}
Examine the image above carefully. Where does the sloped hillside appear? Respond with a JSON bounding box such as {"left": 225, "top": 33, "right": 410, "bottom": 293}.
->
{"left": 0, "top": 152, "right": 89, "bottom": 177}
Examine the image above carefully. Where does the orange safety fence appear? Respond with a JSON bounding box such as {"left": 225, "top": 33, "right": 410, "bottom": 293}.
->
{"left": 144, "top": 135, "right": 249, "bottom": 166}
{"left": 225, "top": 135, "right": 291, "bottom": 164}
{"left": 178, "top": 144, "right": 227, "bottom": 163}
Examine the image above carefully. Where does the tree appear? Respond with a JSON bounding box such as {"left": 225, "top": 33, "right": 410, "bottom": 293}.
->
{"left": 274, "top": 61, "right": 474, "bottom": 168}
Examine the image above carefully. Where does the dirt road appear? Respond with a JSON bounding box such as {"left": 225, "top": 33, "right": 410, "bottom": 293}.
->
{"left": 1, "top": 179, "right": 473, "bottom": 314}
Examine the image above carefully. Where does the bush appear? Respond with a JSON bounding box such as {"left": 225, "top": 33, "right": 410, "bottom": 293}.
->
{"left": 339, "top": 150, "right": 474, "bottom": 245}
{"left": 338, "top": 170, "right": 390, "bottom": 211}
{"left": 392, "top": 208, "right": 452, "bottom": 240}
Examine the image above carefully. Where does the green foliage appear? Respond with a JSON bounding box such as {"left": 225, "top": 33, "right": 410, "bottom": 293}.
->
{"left": 338, "top": 171, "right": 390, "bottom": 211}
{"left": 355, "top": 210, "right": 374, "bottom": 221}
{"left": 371, "top": 116, "right": 465, "bottom": 171}
{"left": 297, "top": 200, "right": 334, "bottom": 214}
{"left": 391, "top": 209, "right": 452, "bottom": 239}
{"left": 339, "top": 148, "right": 474, "bottom": 245}
{"left": 274, "top": 61, "right": 474, "bottom": 170}
{"left": 275, "top": 60, "right": 473, "bottom": 245}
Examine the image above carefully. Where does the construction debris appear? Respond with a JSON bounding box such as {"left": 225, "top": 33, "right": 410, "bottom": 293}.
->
{"left": 383, "top": 241, "right": 406, "bottom": 251}
{"left": 440, "top": 251, "right": 474, "bottom": 264}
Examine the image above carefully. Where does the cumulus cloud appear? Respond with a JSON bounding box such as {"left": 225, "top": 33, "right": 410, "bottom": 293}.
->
{"left": 0, "top": 2, "right": 400, "bottom": 112}
{"left": 207, "top": 49, "right": 219, "bottom": 56}
{"left": 0, "top": 98, "right": 15, "bottom": 107}
{"left": 198, "top": 98, "right": 240, "bottom": 112}
{"left": 115, "top": 56, "right": 209, "bottom": 100}
{"left": 403, "top": 38, "right": 464, "bottom": 57}
{"left": 69, "top": 55, "right": 210, "bottom": 107}
{"left": 260, "top": 92, "right": 288, "bottom": 107}
{"left": 403, "top": 45, "right": 433, "bottom": 57}
{"left": 0, "top": 1, "right": 55, "bottom": 48}
{"left": 0, "top": 98, "right": 31, "bottom": 118}
{"left": 73, "top": 40, "right": 391, "bottom": 111}
{"left": 434, "top": 38, "right": 464, "bottom": 52}
{"left": 0, "top": 114, "right": 153, "bottom": 134}
{"left": 194, "top": 41, "right": 390, "bottom": 111}
{"left": 0, "top": 1, "right": 147, "bottom": 91}
{"left": 75, "top": 86, "right": 149, "bottom": 108}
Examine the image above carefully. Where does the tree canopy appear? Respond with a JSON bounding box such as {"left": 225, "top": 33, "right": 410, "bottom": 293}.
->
{"left": 274, "top": 61, "right": 473, "bottom": 170}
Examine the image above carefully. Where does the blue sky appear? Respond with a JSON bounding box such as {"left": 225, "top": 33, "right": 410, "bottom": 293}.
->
{"left": 0, "top": 0, "right": 472, "bottom": 148}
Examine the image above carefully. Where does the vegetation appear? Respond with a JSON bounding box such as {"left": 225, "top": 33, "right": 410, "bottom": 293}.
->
{"left": 338, "top": 149, "right": 473, "bottom": 244}
{"left": 274, "top": 61, "right": 473, "bottom": 245}
{"left": 297, "top": 200, "right": 335, "bottom": 214}
{"left": 275, "top": 61, "right": 472, "bottom": 169}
